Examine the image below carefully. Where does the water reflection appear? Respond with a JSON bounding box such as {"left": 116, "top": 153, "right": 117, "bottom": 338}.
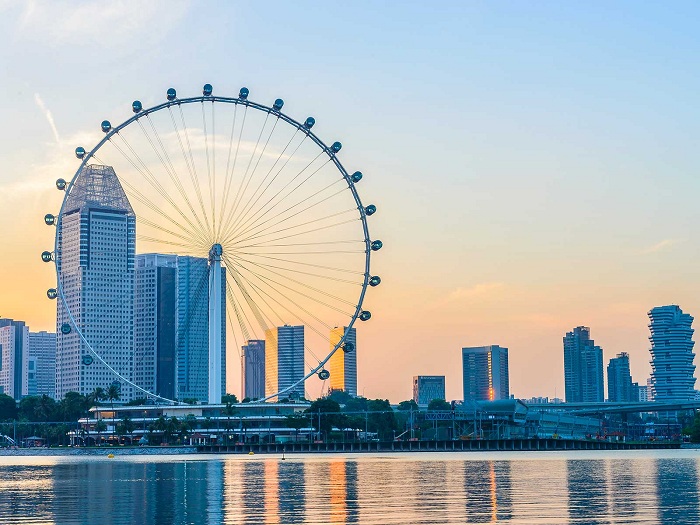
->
{"left": 0, "top": 453, "right": 699, "bottom": 524}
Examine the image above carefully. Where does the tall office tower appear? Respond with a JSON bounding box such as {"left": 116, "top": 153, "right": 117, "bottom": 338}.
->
{"left": 55, "top": 165, "right": 135, "bottom": 400}
{"left": 135, "top": 254, "right": 226, "bottom": 403}
{"left": 27, "top": 331, "right": 56, "bottom": 398}
{"left": 242, "top": 340, "right": 265, "bottom": 400}
{"left": 0, "top": 319, "right": 28, "bottom": 400}
{"left": 265, "top": 325, "right": 304, "bottom": 399}
{"left": 649, "top": 305, "right": 696, "bottom": 402}
{"left": 413, "top": 375, "right": 446, "bottom": 407}
{"left": 607, "top": 352, "right": 634, "bottom": 402}
{"left": 637, "top": 383, "right": 649, "bottom": 402}
{"left": 176, "top": 256, "right": 226, "bottom": 402}
{"left": 134, "top": 254, "right": 177, "bottom": 399}
{"left": 563, "top": 326, "right": 604, "bottom": 402}
{"left": 328, "top": 326, "right": 357, "bottom": 396}
{"left": 462, "top": 345, "right": 509, "bottom": 402}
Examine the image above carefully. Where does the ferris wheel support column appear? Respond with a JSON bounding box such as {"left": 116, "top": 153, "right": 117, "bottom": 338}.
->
{"left": 208, "top": 243, "right": 223, "bottom": 404}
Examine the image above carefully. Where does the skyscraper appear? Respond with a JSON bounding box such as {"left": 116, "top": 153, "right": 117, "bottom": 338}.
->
{"left": 55, "top": 164, "right": 136, "bottom": 400}
{"left": 135, "top": 254, "right": 226, "bottom": 403}
{"left": 563, "top": 326, "right": 604, "bottom": 402}
{"left": 462, "top": 345, "right": 509, "bottom": 402}
{"left": 265, "top": 325, "right": 304, "bottom": 399}
{"left": 413, "top": 375, "right": 446, "bottom": 407}
{"left": 0, "top": 318, "right": 28, "bottom": 400}
{"left": 649, "top": 305, "right": 696, "bottom": 402}
{"left": 28, "top": 331, "right": 56, "bottom": 398}
{"left": 242, "top": 340, "right": 265, "bottom": 400}
{"left": 328, "top": 326, "right": 357, "bottom": 396}
{"left": 607, "top": 352, "right": 634, "bottom": 402}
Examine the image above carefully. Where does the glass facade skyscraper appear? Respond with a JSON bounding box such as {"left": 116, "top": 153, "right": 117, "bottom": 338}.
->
{"left": 242, "top": 340, "right": 265, "bottom": 400}
{"left": 462, "top": 345, "right": 509, "bottom": 401}
{"left": 56, "top": 165, "right": 136, "bottom": 400}
{"left": 649, "top": 305, "right": 696, "bottom": 402}
{"left": 0, "top": 319, "right": 28, "bottom": 400}
{"left": 265, "top": 325, "right": 304, "bottom": 399}
{"left": 413, "top": 375, "right": 446, "bottom": 407}
{"left": 607, "top": 352, "right": 634, "bottom": 402}
{"left": 563, "top": 326, "right": 604, "bottom": 403}
{"left": 329, "top": 326, "right": 357, "bottom": 396}
{"left": 28, "top": 330, "right": 56, "bottom": 398}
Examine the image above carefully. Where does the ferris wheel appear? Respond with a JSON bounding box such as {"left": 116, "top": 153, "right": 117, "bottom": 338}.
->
{"left": 42, "top": 84, "right": 381, "bottom": 404}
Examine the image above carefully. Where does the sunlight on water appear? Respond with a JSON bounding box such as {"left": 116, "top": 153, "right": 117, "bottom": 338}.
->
{"left": 0, "top": 451, "right": 698, "bottom": 524}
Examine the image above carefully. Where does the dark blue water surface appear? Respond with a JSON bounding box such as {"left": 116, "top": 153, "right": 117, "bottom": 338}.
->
{"left": 0, "top": 450, "right": 699, "bottom": 524}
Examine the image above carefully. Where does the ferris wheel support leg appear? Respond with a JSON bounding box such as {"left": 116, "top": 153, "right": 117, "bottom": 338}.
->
{"left": 208, "top": 244, "right": 223, "bottom": 404}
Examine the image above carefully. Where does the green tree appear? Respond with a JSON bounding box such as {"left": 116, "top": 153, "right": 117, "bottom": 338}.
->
{"left": 60, "top": 392, "right": 87, "bottom": 421}
{"left": 221, "top": 393, "right": 239, "bottom": 404}
{"left": 164, "top": 416, "right": 180, "bottom": 444}
{"left": 328, "top": 389, "right": 353, "bottom": 405}
{"left": 367, "top": 399, "right": 397, "bottom": 440}
{"left": 95, "top": 419, "right": 107, "bottom": 446}
{"left": 106, "top": 384, "right": 121, "bottom": 414}
{"left": 285, "top": 413, "right": 309, "bottom": 441}
{"left": 398, "top": 400, "right": 419, "bottom": 411}
{"left": 121, "top": 417, "right": 136, "bottom": 444}
{"left": 306, "top": 398, "right": 343, "bottom": 438}
{"left": 0, "top": 394, "right": 17, "bottom": 421}
{"left": 427, "top": 399, "right": 451, "bottom": 411}
{"left": 684, "top": 413, "right": 700, "bottom": 443}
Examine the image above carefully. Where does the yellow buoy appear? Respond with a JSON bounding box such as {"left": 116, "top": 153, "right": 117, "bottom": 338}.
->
{"left": 107, "top": 453, "right": 115, "bottom": 459}
{"left": 248, "top": 451, "right": 254, "bottom": 455}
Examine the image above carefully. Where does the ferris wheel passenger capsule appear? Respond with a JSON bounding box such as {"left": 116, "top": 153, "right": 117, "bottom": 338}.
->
{"left": 44, "top": 214, "right": 55, "bottom": 226}
{"left": 101, "top": 120, "right": 111, "bottom": 133}
{"left": 273, "top": 98, "right": 284, "bottom": 111}
{"left": 318, "top": 369, "right": 330, "bottom": 380}
{"left": 75, "top": 147, "right": 86, "bottom": 159}
{"left": 359, "top": 311, "right": 372, "bottom": 321}
{"left": 47, "top": 288, "right": 57, "bottom": 300}
{"left": 331, "top": 142, "right": 342, "bottom": 153}
{"left": 41, "top": 251, "right": 53, "bottom": 263}
{"left": 203, "top": 84, "right": 213, "bottom": 96}
{"left": 60, "top": 323, "right": 71, "bottom": 335}
{"left": 56, "top": 178, "right": 66, "bottom": 191}
{"left": 351, "top": 171, "right": 363, "bottom": 183}
{"left": 239, "top": 87, "right": 249, "bottom": 100}
{"left": 167, "top": 88, "right": 177, "bottom": 101}
{"left": 304, "top": 117, "right": 315, "bottom": 129}
{"left": 343, "top": 342, "right": 355, "bottom": 353}
{"left": 371, "top": 240, "right": 383, "bottom": 251}
{"left": 365, "top": 204, "right": 376, "bottom": 216}
{"left": 132, "top": 100, "right": 142, "bottom": 113}
{"left": 369, "top": 276, "right": 381, "bottom": 287}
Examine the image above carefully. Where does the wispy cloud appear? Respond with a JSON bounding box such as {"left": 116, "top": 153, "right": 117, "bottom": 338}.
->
{"left": 34, "top": 93, "right": 60, "bottom": 145}
{"left": 642, "top": 239, "right": 683, "bottom": 254}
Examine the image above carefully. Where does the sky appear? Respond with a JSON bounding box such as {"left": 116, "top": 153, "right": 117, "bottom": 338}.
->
{"left": 1, "top": 1, "right": 700, "bottom": 403}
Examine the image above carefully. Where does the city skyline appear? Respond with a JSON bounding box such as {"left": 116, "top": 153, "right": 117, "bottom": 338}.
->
{"left": 3, "top": 2, "right": 700, "bottom": 402}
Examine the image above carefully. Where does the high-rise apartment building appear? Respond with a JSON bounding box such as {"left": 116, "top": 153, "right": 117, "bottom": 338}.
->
{"left": 607, "top": 352, "right": 634, "bottom": 402}
{"left": 0, "top": 319, "right": 28, "bottom": 400}
{"left": 56, "top": 165, "right": 136, "bottom": 400}
{"left": 649, "top": 305, "right": 696, "bottom": 402}
{"left": 328, "top": 326, "right": 357, "bottom": 396}
{"left": 563, "top": 326, "right": 604, "bottom": 402}
{"left": 242, "top": 340, "right": 265, "bottom": 400}
{"left": 462, "top": 345, "right": 509, "bottom": 402}
{"left": 134, "top": 254, "right": 226, "bottom": 403}
{"left": 413, "top": 375, "right": 446, "bottom": 407}
{"left": 28, "top": 331, "right": 56, "bottom": 398}
{"left": 265, "top": 325, "right": 304, "bottom": 399}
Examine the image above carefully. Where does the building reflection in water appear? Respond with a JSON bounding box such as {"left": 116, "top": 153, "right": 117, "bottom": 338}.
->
{"left": 566, "top": 460, "right": 609, "bottom": 524}
{"left": 656, "top": 458, "right": 700, "bottom": 524}
{"left": 464, "top": 461, "right": 512, "bottom": 523}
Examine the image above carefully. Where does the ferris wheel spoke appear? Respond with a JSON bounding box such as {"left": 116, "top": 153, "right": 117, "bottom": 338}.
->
{"left": 227, "top": 127, "right": 302, "bottom": 238}
{"left": 138, "top": 216, "right": 208, "bottom": 251}
{"left": 225, "top": 281, "right": 255, "bottom": 342}
{"left": 109, "top": 134, "right": 209, "bottom": 243}
{"left": 175, "top": 104, "right": 213, "bottom": 237}
{"left": 137, "top": 116, "right": 210, "bottom": 238}
{"left": 201, "top": 101, "right": 216, "bottom": 236}
{"left": 231, "top": 212, "right": 359, "bottom": 247}
{"left": 231, "top": 179, "right": 347, "bottom": 242}
{"left": 218, "top": 105, "right": 248, "bottom": 240}
{"left": 232, "top": 255, "right": 364, "bottom": 285}
{"left": 233, "top": 252, "right": 364, "bottom": 276}
{"left": 226, "top": 262, "right": 274, "bottom": 338}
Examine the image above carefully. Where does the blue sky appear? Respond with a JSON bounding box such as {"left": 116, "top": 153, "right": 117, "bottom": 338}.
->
{"left": 1, "top": 1, "right": 700, "bottom": 401}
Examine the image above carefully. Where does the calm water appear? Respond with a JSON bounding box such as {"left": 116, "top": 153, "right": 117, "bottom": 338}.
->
{"left": 1, "top": 450, "right": 699, "bottom": 524}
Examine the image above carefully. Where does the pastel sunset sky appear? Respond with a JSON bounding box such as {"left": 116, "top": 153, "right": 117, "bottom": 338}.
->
{"left": 1, "top": 1, "right": 699, "bottom": 402}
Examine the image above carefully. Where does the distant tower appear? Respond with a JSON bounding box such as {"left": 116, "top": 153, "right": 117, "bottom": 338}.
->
{"left": 328, "top": 326, "right": 357, "bottom": 396}
{"left": 28, "top": 330, "right": 56, "bottom": 398}
{"left": 0, "top": 319, "right": 28, "bottom": 400}
{"left": 607, "top": 352, "right": 634, "bottom": 402}
{"left": 55, "top": 165, "right": 135, "bottom": 400}
{"left": 649, "top": 305, "right": 696, "bottom": 402}
{"left": 413, "top": 375, "right": 446, "bottom": 407}
{"left": 462, "top": 345, "right": 509, "bottom": 402}
{"left": 242, "top": 340, "right": 265, "bottom": 400}
{"left": 563, "top": 327, "right": 604, "bottom": 402}
{"left": 265, "top": 325, "right": 304, "bottom": 399}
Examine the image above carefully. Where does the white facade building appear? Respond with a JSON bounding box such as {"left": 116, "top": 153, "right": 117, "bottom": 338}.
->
{"left": 28, "top": 331, "right": 56, "bottom": 398}
{"left": 0, "top": 319, "right": 29, "bottom": 400}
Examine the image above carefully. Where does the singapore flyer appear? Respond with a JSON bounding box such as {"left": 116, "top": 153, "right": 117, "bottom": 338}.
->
{"left": 43, "top": 84, "right": 381, "bottom": 404}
